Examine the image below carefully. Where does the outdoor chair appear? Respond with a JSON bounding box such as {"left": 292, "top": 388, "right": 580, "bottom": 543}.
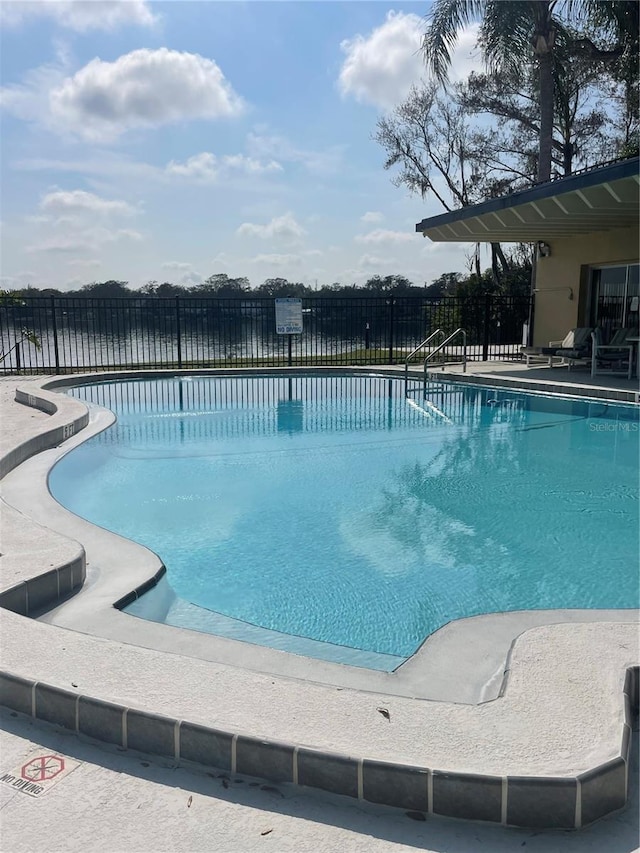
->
{"left": 591, "top": 327, "right": 635, "bottom": 380}
{"left": 521, "top": 327, "right": 592, "bottom": 369}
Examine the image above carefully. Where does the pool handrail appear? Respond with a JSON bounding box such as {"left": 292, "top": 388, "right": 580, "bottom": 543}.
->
{"left": 423, "top": 328, "right": 468, "bottom": 383}
{"left": 404, "top": 330, "right": 446, "bottom": 386}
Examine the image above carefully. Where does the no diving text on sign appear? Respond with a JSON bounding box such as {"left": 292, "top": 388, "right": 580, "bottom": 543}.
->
{"left": 1, "top": 752, "right": 80, "bottom": 798}
{"left": 275, "top": 298, "right": 303, "bottom": 335}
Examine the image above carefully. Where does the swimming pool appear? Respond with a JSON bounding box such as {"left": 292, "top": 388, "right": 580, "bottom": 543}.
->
{"left": 49, "top": 374, "right": 639, "bottom": 668}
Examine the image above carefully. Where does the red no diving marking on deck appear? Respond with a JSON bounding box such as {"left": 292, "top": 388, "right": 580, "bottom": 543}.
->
{"left": 1, "top": 751, "right": 80, "bottom": 797}
{"left": 21, "top": 755, "right": 65, "bottom": 782}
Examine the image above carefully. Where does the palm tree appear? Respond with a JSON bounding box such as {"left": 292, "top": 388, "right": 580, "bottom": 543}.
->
{"left": 422, "top": 0, "right": 639, "bottom": 182}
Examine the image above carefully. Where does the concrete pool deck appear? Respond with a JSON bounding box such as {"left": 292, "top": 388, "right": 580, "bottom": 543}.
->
{"left": 0, "top": 367, "right": 638, "bottom": 831}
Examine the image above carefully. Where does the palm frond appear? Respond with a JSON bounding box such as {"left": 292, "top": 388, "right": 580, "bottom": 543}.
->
{"left": 480, "top": 2, "right": 540, "bottom": 71}
{"left": 563, "top": 0, "right": 639, "bottom": 38}
{"left": 422, "top": 0, "right": 487, "bottom": 82}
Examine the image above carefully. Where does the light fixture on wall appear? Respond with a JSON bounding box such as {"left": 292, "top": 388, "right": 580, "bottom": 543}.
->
{"left": 537, "top": 241, "right": 552, "bottom": 258}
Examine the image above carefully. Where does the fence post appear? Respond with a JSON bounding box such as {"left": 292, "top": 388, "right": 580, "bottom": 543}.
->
{"left": 482, "top": 295, "right": 491, "bottom": 361}
{"left": 528, "top": 295, "right": 535, "bottom": 347}
{"left": 387, "top": 297, "right": 395, "bottom": 363}
{"left": 15, "top": 340, "right": 22, "bottom": 374}
{"left": 175, "top": 296, "right": 183, "bottom": 368}
{"left": 51, "top": 295, "right": 60, "bottom": 372}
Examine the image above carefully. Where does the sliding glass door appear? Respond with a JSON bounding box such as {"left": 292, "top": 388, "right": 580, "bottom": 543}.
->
{"left": 592, "top": 264, "right": 639, "bottom": 339}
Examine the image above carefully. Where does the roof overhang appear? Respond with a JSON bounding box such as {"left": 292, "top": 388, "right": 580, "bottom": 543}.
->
{"left": 415, "top": 157, "right": 640, "bottom": 243}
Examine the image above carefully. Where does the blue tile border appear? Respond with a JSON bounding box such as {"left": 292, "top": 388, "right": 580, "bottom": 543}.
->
{"left": 113, "top": 566, "right": 167, "bottom": 610}
{"left": 179, "top": 721, "right": 232, "bottom": 770}
{"left": 297, "top": 749, "right": 359, "bottom": 798}
{"left": 1, "top": 386, "right": 89, "bottom": 480}
{"left": 236, "top": 736, "right": 294, "bottom": 783}
{"left": 0, "top": 556, "right": 85, "bottom": 617}
{"left": 362, "top": 759, "right": 428, "bottom": 811}
{"left": 0, "top": 385, "right": 88, "bottom": 617}
{"left": 506, "top": 775, "right": 577, "bottom": 828}
{"left": 579, "top": 758, "right": 627, "bottom": 826}
{"left": 433, "top": 770, "right": 502, "bottom": 823}
{"left": 0, "top": 667, "right": 636, "bottom": 829}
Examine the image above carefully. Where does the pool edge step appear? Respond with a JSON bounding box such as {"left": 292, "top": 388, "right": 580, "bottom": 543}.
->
{"left": 0, "top": 667, "right": 636, "bottom": 830}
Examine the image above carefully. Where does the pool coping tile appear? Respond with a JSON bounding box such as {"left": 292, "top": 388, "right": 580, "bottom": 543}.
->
{"left": 432, "top": 770, "right": 503, "bottom": 823}
{"left": 579, "top": 758, "right": 628, "bottom": 827}
{"left": 362, "top": 759, "right": 429, "bottom": 811}
{"left": 235, "top": 737, "right": 294, "bottom": 783}
{"left": 78, "top": 696, "right": 125, "bottom": 747}
{"left": 179, "top": 721, "right": 233, "bottom": 771}
{"left": 297, "top": 749, "right": 359, "bottom": 799}
{"left": 34, "top": 683, "right": 78, "bottom": 730}
{"left": 126, "top": 709, "right": 176, "bottom": 758}
{"left": 506, "top": 775, "right": 577, "bottom": 829}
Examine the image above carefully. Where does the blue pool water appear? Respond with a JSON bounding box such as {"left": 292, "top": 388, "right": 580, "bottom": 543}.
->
{"left": 49, "top": 375, "right": 639, "bottom": 667}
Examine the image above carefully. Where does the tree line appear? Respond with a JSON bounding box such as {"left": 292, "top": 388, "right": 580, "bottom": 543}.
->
{"left": 8, "top": 261, "right": 532, "bottom": 301}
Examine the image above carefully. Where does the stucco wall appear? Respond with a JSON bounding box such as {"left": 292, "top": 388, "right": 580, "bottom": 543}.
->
{"left": 533, "top": 225, "right": 638, "bottom": 346}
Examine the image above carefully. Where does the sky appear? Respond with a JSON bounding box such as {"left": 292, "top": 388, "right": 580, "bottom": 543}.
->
{"left": 0, "top": 1, "right": 482, "bottom": 291}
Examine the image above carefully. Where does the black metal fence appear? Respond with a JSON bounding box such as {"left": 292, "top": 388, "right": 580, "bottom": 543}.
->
{"left": 0, "top": 294, "right": 531, "bottom": 374}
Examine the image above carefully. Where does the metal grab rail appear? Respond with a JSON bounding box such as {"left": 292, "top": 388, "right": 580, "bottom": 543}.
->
{"left": 423, "top": 328, "right": 467, "bottom": 382}
{"left": 404, "top": 329, "right": 445, "bottom": 384}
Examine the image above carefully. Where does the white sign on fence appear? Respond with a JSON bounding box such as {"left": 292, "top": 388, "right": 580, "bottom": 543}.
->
{"left": 275, "top": 298, "right": 303, "bottom": 335}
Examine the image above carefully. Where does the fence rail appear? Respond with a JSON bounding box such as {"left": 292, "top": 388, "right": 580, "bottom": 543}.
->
{"left": 0, "top": 294, "right": 531, "bottom": 374}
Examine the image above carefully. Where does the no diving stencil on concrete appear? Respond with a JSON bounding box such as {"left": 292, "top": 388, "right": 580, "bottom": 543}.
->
{"left": 0, "top": 752, "right": 81, "bottom": 797}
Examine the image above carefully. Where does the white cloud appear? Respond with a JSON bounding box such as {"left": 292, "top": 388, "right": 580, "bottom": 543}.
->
{"left": 1, "top": 62, "right": 66, "bottom": 125}
{"left": 338, "top": 11, "right": 424, "bottom": 110}
{"left": 68, "top": 258, "right": 102, "bottom": 269}
{"left": 26, "top": 236, "right": 90, "bottom": 255}
{"left": 0, "top": 271, "right": 38, "bottom": 290}
{"left": 223, "top": 154, "right": 282, "bottom": 175}
{"left": 211, "top": 252, "right": 232, "bottom": 268}
{"left": 338, "top": 15, "right": 481, "bottom": 110}
{"left": 166, "top": 151, "right": 282, "bottom": 183}
{"left": 358, "top": 254, "right": 398, "bottom": 269}
{"left": 236, "top": 213, "right": 307, "bottom": 243}
{"left": 179, "top": 270, "right": 204, "bottom": 286}
{"left": 40, "top": 189, "right": 135, "bottom": 217}
{"left": 1, "top": 1, "right": 158, "bottom": 31}
{"left": 48, "top": 48, "right": 245, "bottom": 140}
{"left": 162, "top": 261, "right": 193, "bottom": 272}
{"left": 115, "top": 229, "right": 143, "bottom": 242}
{"left": 26, "top": 188, "right": 142, "bottom": 257}
{"left": 12, "top": 153, "right": 163, "bottom": 183}
{"left": 28, "top": 227, "right": 142, "bottom": 254}
{"left": 250, "top": 254, "right": 303, "bottom": 268}
{"left": 356, "top": 229, "right": 415, "bottom": 244}
{"left": 423, "top": 27, "right": 483, "bottom": 85}
{"left": 447, "top": 26, "right": 482, "bottom": 83}
{"left": 166, "top": 152, "right": 218, "bottom": 181}
{"left": 361, "top": 211, "right": 384, "bottom": 223}
{"left": 158, "top": 262, "right": 202, "bottom": 285}
{"left": 246, "top": 132, "right": 343, "bottom": 174}
{"left": 23, "top": 215, "right": 51, "bottom": 225}
{"left": 421, "top": 240, "right": 473, "bottom": 255}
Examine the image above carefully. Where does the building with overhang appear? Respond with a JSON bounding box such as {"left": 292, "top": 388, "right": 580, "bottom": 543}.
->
{"left": 415, "top": 156, "right": 639, "bottom": 347}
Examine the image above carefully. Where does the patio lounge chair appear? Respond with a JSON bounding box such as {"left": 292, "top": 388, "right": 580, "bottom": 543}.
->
{"left": 521, "top": 327, "right": 592, "bottom": 369}
{"left": 591, "top": 327, "right": 635, "bottom": 380}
